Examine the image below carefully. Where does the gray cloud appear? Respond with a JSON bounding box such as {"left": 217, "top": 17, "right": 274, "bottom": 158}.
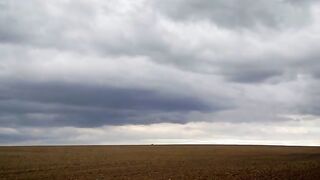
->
{"left": 0, "top": 81, "right": 231, "bottom": 127}
{"left": 153, "top": 0, "right": 316, "bottom": 29}
{"left": 0, "top": 134, "right": 28, "bottom": 144}
{"left": 217, "top": 61, "right": 284, "bottom": 83}
{"left": 1, "top": 0, "right": 320, "bottom": 145}
{"left": 0, "top": 0, "right": 316, "bottom": 82}
{"left": 295, "top": 77, "right": 320, "bottom": 116}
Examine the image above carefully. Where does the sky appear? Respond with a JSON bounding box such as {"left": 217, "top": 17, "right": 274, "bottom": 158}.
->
{"left": 0, "top": 0, "right": 320, "bottom": 146}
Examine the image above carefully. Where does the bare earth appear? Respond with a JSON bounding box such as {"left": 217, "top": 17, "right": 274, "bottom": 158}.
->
{"left": 1, "top": 145, "right": 320, "bottom": 180}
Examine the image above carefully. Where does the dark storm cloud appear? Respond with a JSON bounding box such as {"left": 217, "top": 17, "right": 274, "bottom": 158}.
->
{"left": 0, "top": 133, "right": 28, "bottom": 144}
{"left": 5, "top": 82, "right": 215, "bottom": 111}
{"left": 0, "top": 81, "right": 230, "bottom": 127}
{"left": 153, "top": 0, "right": 316, "bottom": 29}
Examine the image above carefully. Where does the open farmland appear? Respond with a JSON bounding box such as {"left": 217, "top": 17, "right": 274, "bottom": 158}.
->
{"left": 0, "top": 145, "right": 320, "bottom": 179}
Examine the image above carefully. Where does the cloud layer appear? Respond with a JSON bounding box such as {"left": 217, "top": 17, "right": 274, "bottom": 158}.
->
{"left": 1, "top": 0, "right": 320, "bottom": 145}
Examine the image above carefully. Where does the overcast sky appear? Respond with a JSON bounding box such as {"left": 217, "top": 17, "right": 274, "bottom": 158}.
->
{"left": 0, "top": 0, "right": 320, "bottom": 145}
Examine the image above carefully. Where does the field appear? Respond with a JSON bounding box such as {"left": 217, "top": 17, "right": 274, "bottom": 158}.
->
{"left": 1, "top": 145, "right": 320, "bottom": 179}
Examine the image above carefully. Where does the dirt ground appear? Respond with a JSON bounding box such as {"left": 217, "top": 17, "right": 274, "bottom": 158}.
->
{"left": 0, "top": 145, "right": 320, "bottom": 179}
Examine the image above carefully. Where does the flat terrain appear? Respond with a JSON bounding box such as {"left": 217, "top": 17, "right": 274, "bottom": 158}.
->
{"left": 0, "top": 145, "right": 320, "bottom": 179}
